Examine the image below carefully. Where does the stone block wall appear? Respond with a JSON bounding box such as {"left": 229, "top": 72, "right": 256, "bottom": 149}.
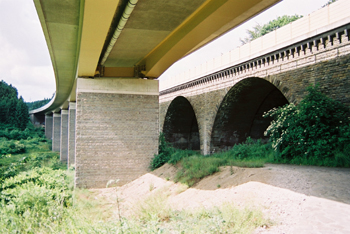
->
{"left": 75, "top": 78, "right": 159, "bottom": 188}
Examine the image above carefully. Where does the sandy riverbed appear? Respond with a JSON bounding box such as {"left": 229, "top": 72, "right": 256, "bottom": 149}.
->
{"left": 91, "top": 164, "right": 350, "bottom": 233}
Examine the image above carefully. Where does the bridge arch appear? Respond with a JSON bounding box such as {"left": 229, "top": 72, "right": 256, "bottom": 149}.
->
{"left": 210, "top": 77, "right": 289, "bottom": 152}
{"left": 162, "top": 96, "right": 200, "bottom": 150}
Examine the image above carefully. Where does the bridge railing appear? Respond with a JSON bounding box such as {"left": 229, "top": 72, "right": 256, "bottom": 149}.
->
{"left": 160, "top": 0, "right": 350, "bottom": 91}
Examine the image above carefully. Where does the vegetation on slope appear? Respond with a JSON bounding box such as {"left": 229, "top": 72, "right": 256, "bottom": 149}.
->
{"left": 26, "top": 97, "right": 52, "bottom": 111}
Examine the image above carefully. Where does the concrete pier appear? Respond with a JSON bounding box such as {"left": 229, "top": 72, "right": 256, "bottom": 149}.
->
{"left": 45, "top": 114, "right": 53, "bottom": 140}
{"left": 74, "top": 78, "right": 159, "bottom": 188}
{"left": 68, "top": 102, "right": 76, "bottom": 167}
{"left": 52, "top": 113, "right": 61, "bottom": 152}
{"left": 60, "top": 110, "right": 69, "bottom": 163}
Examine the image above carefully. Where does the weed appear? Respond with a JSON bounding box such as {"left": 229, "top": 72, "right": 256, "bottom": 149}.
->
{"left": 106, "top": 179, "right": 123, "bottom": 233}
{"left": 230, "top": 164, "right": 234, "bottom": 175}
{"left": 149, "top": 182, "right": 155, "bottom": 191}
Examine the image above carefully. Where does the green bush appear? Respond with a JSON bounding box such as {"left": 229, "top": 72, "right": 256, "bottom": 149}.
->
{"left": 216, "top": 137, "right": 274, "bottom": 161}
{"left": 0, "top": 140, "right": 26, "bottom": 155}
{"left": 153, "top": 137, "right": 272, "bottom": 186}
{"left": 0, "top": 167, "right": 73, "bottom": 232}
{"left": 150, "top": 133, "right": 175, "bottom": 170}
{"left": 264, "top": 85, "right": 350, "bottom": 165}
{"left": 0, "top": 122, "right": 46, "bottom": 141}
{"left": 175, "top": 156, "right": 226, "bottom": 186}
{"left": 168, "top": 149, "right": 197, "bottom": 165}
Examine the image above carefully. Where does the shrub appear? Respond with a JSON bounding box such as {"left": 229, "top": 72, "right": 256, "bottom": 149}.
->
{"left": 0, "top": 139, "right": 26, "bottom": 155}
{"left": 168, "top": 149, "right": 197, "bottom": 165}
{"left": 0, "top": 167, "right": 73, "bottom": 232}
{"left": 175, "top": 156, "right": 226, "bottom": 186}
{"left": 150, "top": 133, "right": 175, "bottom": 170}
{"left": 264, "top": 85, "right": 350, "bottom": 165}
{"left": 219, "top": 137, "right": 273, "bottom": 160}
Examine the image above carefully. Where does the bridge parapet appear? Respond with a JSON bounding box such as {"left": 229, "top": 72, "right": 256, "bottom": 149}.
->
{"left": 160, "top": 22, "right": 350, "bottom": 102}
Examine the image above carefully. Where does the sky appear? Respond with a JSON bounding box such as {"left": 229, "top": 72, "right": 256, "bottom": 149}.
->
{"left": 0, "top": 0, "right": 332, "bottom": 102}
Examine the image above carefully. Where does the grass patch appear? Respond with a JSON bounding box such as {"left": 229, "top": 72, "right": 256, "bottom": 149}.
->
{"left": 174, "top": 156, "right": 226, "bottom": 186}
{"left": 128, "top": 190, "right": 271, "bottom": 233}
{"left": 152, "top": 137, "right": 274, "bottom": 186}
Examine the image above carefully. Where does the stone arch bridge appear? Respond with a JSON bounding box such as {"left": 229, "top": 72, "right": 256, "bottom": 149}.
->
{"left": 160, "top": 23, "right": 350, "bottom": 155}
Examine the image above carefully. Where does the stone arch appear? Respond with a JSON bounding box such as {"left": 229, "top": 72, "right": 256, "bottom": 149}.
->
{"left": 163, "top": 96, "right": 200, "bottom": 150}
{"left": 210, "top": 77, "right": 289, "bottom": 152}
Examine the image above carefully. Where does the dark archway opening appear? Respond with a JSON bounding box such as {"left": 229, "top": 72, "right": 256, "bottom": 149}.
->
{"left": 163, "top": 96, "right": 200, "bottom": 150}
{"left": 211, "top": 78, "right": 289, "bottom": 152}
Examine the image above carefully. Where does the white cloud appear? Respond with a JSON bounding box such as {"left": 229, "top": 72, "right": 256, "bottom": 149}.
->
{"left": 0, "top": 0, "right": 55, "bottom": 102}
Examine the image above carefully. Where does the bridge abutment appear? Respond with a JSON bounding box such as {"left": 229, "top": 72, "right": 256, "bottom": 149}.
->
{"left": 74, "top": 78, "right": 159, "bottom": 188}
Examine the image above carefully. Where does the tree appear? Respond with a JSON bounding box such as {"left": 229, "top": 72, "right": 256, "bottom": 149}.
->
{"left": 240, "top": 15, "right": 303, "bottom": 44}
{"left": 15, "top": 97, "right": 29, "bottom": 130}
{"left": 0, "top": 81, "right": 29, "bottom": 129}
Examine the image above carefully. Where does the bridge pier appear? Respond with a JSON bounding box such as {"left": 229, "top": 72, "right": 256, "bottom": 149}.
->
{"left": 60, "top": 110, "right": 69, "bottom": 164}
{"left": 74, "top": 78, "right": 159, "bottom": 188}
{"left": 52, "top": 113, "right": 61, "bottom": 152}
{"left": 45, "top": 114, "right": 53, "bottom": 140}
{"left": 67, "top": 102, "right": 76, "bottom": 167}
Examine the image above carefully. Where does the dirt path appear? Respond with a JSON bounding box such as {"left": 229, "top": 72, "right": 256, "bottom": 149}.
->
{"left": 91, "top": 164, "right": 350, "bottom": 233}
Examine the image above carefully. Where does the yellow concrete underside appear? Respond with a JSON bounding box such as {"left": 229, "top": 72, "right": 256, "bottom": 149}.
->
{"left": 139, "top": 0, "right": 281, "bottom": 78}
{"left": 77, "top": 0, "right": 120, "bottom": 77}
{"left": 77, "top": 0, "right": 281, "bottom": 78}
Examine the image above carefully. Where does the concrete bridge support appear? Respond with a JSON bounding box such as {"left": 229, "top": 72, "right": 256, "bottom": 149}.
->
{"left": 68, "top": 102, "right": 76, "bottom": 167}
{"left": 52, "top": 113, "right": 61, "bottom": 152}
{"left": 60, "top": 110, "right": 69, "bottom": 164}
{"left": 74, "top": 78, "right": 159, "bottom": 188}
{"left": 45, "top": 114, "right": 53, "bottom": 140}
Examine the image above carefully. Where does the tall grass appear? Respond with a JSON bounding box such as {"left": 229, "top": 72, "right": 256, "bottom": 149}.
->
{"left": 151, "top": 137, "right": 275, "bottom": 186}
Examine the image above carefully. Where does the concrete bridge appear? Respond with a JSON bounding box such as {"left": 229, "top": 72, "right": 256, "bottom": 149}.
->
{"left": 159, "top": 0, "right": 350, "bottom": 155}
{"left": 29, "top": 0, "right": 282, "bottom": 188}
